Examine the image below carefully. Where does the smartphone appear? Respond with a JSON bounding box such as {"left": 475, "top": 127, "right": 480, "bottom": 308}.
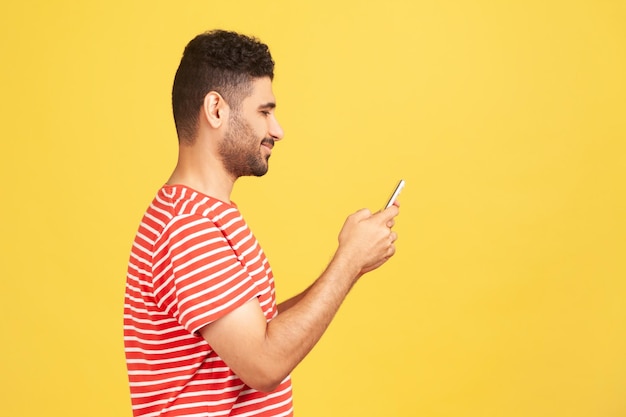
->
{"left": 384, "top": 179, "right": 405, "bottom": 209}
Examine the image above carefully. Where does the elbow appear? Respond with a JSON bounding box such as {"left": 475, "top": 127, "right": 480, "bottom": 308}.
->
{"left": 250, "top": 379, "right": 283, "bottom": 393}
{"left": 239, "top": 367, "right": 288, "bottom": 393}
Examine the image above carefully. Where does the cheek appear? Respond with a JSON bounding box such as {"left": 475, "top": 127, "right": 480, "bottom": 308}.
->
{"left": 250, "top": 120, "right": 266, "bottom": 140}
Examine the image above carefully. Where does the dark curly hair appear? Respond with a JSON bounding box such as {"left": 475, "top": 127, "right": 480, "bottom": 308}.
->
{"left": 172, "top": 30, "right": 275, "bottom": 143}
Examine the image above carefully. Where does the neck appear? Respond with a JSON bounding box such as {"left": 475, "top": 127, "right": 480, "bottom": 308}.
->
{"left": 167, "top": 143, "right": 236, "bottom": 204}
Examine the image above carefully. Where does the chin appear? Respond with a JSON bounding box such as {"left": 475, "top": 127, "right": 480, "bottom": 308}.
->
{"left": 254, "top": 167, "right": 269, "bottom": 177}
{"left": 249, "top": 162, "right": 269, "bottom": 177}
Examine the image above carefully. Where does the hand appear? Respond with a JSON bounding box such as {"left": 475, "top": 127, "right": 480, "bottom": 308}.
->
{"left": 336, "top": 203, "right": 400, "bottom": 278}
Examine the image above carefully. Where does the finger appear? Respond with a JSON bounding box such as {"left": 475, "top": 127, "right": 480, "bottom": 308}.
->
{"left": 352, "top": 208, "right": 373, "bottom": 221}
{"left": 379, "top": 204, "right": 399, "bottom": 222}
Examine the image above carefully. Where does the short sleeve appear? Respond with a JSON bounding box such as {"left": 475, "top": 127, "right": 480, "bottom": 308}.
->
{"left": 152, "top": 214, "right": 259, "bottom": 335}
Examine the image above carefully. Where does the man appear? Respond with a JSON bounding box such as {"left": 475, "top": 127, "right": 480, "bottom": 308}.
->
{"left": 124, "top": 30, "right": 400, "bottom": 417}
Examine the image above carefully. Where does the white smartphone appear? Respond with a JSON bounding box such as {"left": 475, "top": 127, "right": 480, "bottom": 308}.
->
{"left": 384, "top": 179, "right": 405, "bottom": 209}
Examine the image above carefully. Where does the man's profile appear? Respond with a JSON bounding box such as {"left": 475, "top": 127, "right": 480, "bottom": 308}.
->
{"left": 123, "top": 29, "right": 400, "bottom": 417}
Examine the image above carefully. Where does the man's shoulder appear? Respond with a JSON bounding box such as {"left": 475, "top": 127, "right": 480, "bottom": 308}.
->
{"left": 144, "top": 184, "right": 246, "bottom": 241}
{"left": 148, "top": 184, "right": 233, "bottom": 219}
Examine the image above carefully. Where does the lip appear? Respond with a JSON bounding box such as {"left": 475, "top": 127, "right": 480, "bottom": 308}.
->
{"left": 261, "top": 139, "right": 274, "bottom": 150}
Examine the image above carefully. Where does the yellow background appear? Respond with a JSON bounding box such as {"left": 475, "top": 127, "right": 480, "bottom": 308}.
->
{"left": 1, "top": 1, "right": 625, "bottom": 416}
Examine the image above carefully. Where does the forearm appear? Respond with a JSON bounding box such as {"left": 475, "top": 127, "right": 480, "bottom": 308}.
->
{"left": 258, "top": 253, "right": 361, "bottom": 389}
{"left": 276, "top": 285, "right": 312, "bottom": 314}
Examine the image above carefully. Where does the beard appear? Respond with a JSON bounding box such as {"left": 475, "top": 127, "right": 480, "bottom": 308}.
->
{"left": 219, "top": 111, "right": 273, "bottom": 178}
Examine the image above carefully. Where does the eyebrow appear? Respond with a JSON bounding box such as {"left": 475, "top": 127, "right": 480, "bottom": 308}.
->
{"left": 258, "top": 102, "right": 276, "bottom": 110}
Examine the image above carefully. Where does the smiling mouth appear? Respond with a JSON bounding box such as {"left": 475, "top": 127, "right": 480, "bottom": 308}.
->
{"left": 261, "top": 138, "right": 275, "bottom": 150}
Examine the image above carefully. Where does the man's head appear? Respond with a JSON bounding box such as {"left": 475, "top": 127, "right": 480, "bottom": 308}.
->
{"left": 172, "top": 30, "right": 275, "bottom": 144}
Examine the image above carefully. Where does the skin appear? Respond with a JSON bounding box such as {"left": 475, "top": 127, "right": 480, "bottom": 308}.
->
{"left": 168, "top": 76, "right": 400, "bottom": 393}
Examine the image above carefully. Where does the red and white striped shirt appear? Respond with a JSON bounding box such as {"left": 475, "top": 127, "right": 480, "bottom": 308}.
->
{"left": 124, "top": 185, "right": 293, "bottom": 417}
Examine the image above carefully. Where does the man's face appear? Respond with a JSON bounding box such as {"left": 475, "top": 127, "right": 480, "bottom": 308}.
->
{"left": 219, "top": 77, "right": 284, "bottom": 178}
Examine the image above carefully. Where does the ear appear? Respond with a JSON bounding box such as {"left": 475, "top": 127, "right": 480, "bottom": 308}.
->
{"left": 202, "top": 91, "right": 229, "bottom": 129}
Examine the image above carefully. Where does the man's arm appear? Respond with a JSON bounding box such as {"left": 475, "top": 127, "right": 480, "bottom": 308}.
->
{"left": 276, "top": 289, "right": 309, "bottom": 314}
{"left": 199, "top": 205, "right": 399, "bottom": 392}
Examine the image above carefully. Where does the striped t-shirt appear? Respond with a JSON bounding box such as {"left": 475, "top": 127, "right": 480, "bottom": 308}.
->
{"left": 124, "top": 184, "right": 293, "bottom": 417}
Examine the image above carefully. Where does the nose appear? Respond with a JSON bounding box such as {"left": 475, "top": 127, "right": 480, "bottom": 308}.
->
{"left": 269, "top": 115, "right": 284, "bottom": 141}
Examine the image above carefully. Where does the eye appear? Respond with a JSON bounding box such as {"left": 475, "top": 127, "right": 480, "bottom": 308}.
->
{"left": 260, "top": 111, "right": 271, "bottom": 116}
